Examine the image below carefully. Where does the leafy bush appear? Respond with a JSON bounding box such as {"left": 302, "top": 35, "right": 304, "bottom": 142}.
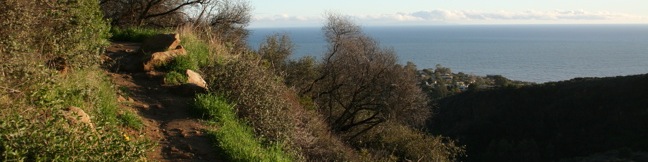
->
{"left": 355, "top": 122, "right": 465, "bottom": 162}
{"left": 0, "top": 0, "right": 152, "bottom": 160}
{"left": 194, "top": 94, "right": 292, "bottom": 161}
{"left": 1, "top": 70, "right": 151, "bottom": 160}
{"left": 202, "top": 55, "right": 297, "bottom": 147}
{"left": 0, "top": 111, "right": 150, "bottom": 161}
{"left": 1, "top": 0, "right": 109, "bottom": 69}
{"left": 163, "top": 71, "right": 188, "bottom": 85}
{"left": 164, "top": 55, "right": 198, "bottom": 72}
{"left": 31, "top": 70, "right": 121, "bottom": 124}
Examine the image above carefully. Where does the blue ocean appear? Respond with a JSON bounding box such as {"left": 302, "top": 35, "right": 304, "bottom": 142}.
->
{"left": 248, "top": 25, "right": 648, "bottom": 83}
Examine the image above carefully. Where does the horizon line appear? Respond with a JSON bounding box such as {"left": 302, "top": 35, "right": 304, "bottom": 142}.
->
{"left": 248, "top": 23, "right": 648, "bottom": 29}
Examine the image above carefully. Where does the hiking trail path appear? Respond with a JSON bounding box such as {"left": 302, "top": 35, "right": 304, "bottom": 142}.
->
{"left": 104, "top": 42, "right": 222, "bottom": 162}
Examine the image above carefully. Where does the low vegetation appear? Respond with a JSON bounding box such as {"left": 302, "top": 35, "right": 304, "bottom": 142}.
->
{"left": 194, "top": 94, "right": 292, "bottom": 161}
{"left": 201, "top": 53, "right": 356, "bottom": 161}
{"left": 1, "top": 0, "right": 150, "bottom": 160}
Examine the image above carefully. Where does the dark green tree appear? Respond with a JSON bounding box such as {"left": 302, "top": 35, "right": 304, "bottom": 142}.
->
{"left": 257, "top": 33, "right": 293, "bottom": 73}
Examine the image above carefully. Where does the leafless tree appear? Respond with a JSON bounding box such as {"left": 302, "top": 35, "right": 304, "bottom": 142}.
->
{"left": 100, "top": 0, "right": 208, "bottom": 27}
{"left": 306, "top": 14, "right": 430, "bottom": 140}
{"left": 206, "top": 0, "right": 251, "bottom": 48}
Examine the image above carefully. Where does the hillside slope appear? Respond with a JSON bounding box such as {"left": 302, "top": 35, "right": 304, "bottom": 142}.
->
{"left": 428, "top": 74, "right": 648, "bottom": 161}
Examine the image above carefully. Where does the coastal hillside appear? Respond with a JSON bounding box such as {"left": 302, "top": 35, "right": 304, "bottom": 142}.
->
{"left": 428, "top": 74, "right": 648, "bottom": 161}
{"left": 2, "top": 0, "right": 464, "bottom": 161}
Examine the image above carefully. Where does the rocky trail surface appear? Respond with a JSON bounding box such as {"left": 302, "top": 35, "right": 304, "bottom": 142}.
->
{"left": 104, "top": 42, "right": 221, "bottom": 162}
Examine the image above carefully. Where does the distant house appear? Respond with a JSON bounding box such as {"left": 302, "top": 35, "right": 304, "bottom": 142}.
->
{"left": 425, "top": 80, "right": 438, "bottom": 86}
{"left": 441, "top": 74, "right": 453, "bottom": 81}
{"left": 456, "top": 82, "right": 468, "bottom": 91}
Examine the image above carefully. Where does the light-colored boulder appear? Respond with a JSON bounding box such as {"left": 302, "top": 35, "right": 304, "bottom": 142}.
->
{"left": 139, "top": 34, "right": 181, "bottom": 54}
{"left": 186, "top": 69, "right": 208, "bottom": 90}
{"left": 172, "top": 69, "right": 208, "bottom": 96}
{"left": 143, "top": 45, "right": 187, "bottom": 71}
{"left": 61, "top": 106, "right": 94, "bottom": 129}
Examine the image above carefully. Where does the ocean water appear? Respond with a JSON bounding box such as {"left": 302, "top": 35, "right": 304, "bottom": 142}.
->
{"left": 248, "top": 25, "right": 648, "bottom": 83}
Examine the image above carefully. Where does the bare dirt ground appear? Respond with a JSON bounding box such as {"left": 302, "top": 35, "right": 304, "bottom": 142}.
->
{"left": 104, "top": 42, "right": 222, "bottom": 162}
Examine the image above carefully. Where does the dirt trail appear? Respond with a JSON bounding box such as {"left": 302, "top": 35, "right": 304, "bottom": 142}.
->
{"left": 104, "top": 42, "right": 221, "bottom": 161}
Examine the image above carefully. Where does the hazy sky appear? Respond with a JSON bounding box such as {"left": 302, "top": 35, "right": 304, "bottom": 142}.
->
{"left": 248, "top": 0, "right": 648, "bottom": 28}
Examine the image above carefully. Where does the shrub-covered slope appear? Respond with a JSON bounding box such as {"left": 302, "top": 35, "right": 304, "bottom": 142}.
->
{"left": 429, "top": 74, "right": 648, "bottom": 161}
{"left": 1, "top": 0, "right": 150, "bottom": 160}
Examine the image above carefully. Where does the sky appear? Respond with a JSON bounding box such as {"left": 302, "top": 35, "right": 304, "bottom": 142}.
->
{"left": 248, "top": 0, "right": 648, "bottom": 28}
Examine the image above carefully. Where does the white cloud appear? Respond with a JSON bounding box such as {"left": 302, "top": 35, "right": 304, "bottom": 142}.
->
{"left": 368, "top": 9, "right": 644, "bottom": 22}
{"left": 250, "top": 9, "right": 647, "bottom": 27}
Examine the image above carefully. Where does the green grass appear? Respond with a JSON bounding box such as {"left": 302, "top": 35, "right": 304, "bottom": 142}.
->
{"left": 194, "top": 94, "right": 292, "bottom": 162}
{"left": 164, "top": 55, "right": 198, "bottom": 72}
{"left": 181, "top": 34, "right": 213, "bottom": 68}
{"left": 0, "top": 111, "right": 151, "bottom": 161}
{"left": 1, "top": 69, "right": 151, "bottom": 161}
{"left": 119, "top": 111, "right": 144, "bottom": 130}
{"left": 163, "top": 71, "right": 188, "bottom": 85}
{"left": 110, "top": 27, "right": 168, "bottom": 42}
{"left": 161, "top": 32, "right": 213, "bottom": 86}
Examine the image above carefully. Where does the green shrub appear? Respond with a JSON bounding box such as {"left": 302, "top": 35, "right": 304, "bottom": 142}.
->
{"left": 119, "top": 111, "right": 144, "bottom": 130}
{"left": 1, "top": 70, "right": 151, "bottom": 160}
{"left": 194, "top": 94, "right": 292, "bottom": 162}
{"left": 1, "top": 0, "right": 110, "bottom": 84}
{"left": 163, "top": 55, "right": 198, "bottom": 72}
{"left": 31, "top": 70, "right": 121, "bottom": 125}
{"left": 0, "top": 110, "right": 151, "bottom": 161}
{"left": 163, "top": 71, "right": 188, "bottom": 85}
{"left": 355, "top": 122, "right": 465, "bottom": 162}
{"left": 0, "top": 0, "right": 152, "bottom": 160}
{"left": 180, "top": 33, "right": 213, "bottom": 68}
{"left": 202, "top": 55, "right": 358, "bottom": 161}
{"left": 202, "top": 56, "right": 296, "bottom": 144}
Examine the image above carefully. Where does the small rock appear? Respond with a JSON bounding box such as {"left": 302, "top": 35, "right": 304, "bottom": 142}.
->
{"left": 61, "top": 106, "right": 94, "bottom": 129}
{"left": 145, "top": 71, "right": 164, "bottom": 79}
{"left": 173, "top": 69, "right": 209, "bottom": 96}
{"left": 193, "top": 130, "right": 202, "bottom": 136}
{"left": 127, "top": 97, "right": 135, "bottom": 102}
{"left": 117, "top": 95, "right": 127, "bottom": 102}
